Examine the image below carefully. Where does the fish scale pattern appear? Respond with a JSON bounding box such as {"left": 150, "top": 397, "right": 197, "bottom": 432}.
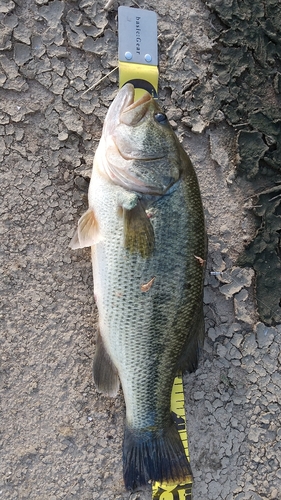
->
{"left": 87, "top": 84, "right": 206, "bottom": 488}
{"left": 91, "top": 165, "right": 205, "bottom": 431}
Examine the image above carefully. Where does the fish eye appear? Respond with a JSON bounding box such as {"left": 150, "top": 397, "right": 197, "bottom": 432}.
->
{"left": 154, "top": 113, "right": 168, "bottom": 124}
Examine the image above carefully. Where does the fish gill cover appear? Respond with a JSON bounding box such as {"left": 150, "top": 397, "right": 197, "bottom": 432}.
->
{"left": 197, "top": 0, "right": 281, "bottom": 325}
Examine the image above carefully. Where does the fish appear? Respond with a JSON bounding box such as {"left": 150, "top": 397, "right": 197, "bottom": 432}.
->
{"left": 71, "top": 83, "right": 206, "bottom": 490}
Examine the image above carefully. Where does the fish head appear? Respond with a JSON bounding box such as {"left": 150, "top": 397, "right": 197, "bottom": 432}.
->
{"left": 97, "top": 84, "right": 187, "bottom": 195}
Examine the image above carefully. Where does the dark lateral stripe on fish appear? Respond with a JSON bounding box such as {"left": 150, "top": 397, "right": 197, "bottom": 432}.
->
{"left": 123, "top": 422, "right": 192, "bottom": 490}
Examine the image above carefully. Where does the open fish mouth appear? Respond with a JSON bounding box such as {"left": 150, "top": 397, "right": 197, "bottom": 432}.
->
{"left": 120, "top": 90, "right": 153, "bottom": 126}
{"left": 123, "top": 91, "right": 152, "bottom": 112}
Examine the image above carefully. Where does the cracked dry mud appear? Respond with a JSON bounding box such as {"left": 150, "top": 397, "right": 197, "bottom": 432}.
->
{"left": 1, "top": 1, "right": 281, "bottom": 499}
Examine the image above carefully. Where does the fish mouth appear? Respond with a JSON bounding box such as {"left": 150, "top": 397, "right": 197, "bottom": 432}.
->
{"left": 120, "top": 90, "right": 153, "bottom": 126}
{"left": 103, "top": 84, "right": 153, "bottom": 135}
{"left": 123, "top": 91, "right": 152, "bottom": 112}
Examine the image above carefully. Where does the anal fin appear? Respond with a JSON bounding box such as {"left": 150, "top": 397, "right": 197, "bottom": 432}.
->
{"left": 93, "top": 331, "right": 119, "bottom": 397}
{"left": 123, "top": 201, "right": 154, "bottom": 258}
{"left": 177, "top": 300, "right": 205, "bottom": 374}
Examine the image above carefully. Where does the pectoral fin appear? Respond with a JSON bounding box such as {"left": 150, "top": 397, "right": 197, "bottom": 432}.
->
{"left": 123, "top": 202, "right": 154, "bottom": 258}
{"left": 93, "top": 331, "right": 120, "bottom": 397}
{"left": 70, "top": 208, "right": 100, "bottom": 249}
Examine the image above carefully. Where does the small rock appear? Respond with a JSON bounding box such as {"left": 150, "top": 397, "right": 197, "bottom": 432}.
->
{"left": 0, "top": 137, "right": 5, "bottom": 160}
{"left": 66, "top": 25, "right": 86, "bottom": 49}
{"left": 15, "top": 128, "right": 24, "bottom": 141}
{"left": 13, "top": 25, "right": 31, "bottom": 44}
{"left": 203, "top": 337, "right": 214, "bottom": 354}
{"left": 31, "top": 35, "right": 46, "bottom": 58}
{"left": 262, "top": 355, "right": 277, "bottom": 375}
{"left": 208, "top": 327, "right": 218, "bottom": 341}
{"left": 225, "top": 323, "right": 241, "bottom": 338}
{"left": 259, "top": 413, "right": 273, "bottom": 425}
{"left": 256, "top": 323, "right": 275, "bottom": 349}
{"left": 36, "top": 72, "right": 52, "bottom": 88}
{"left": 247, "top": 372, "right": 258, "bottom": 383}
{"left": 0, "top": 54, "right": 19, "bottom": 79}
{"left": 228, "top": 345, "right": 242, "bottom": 360}
{"left": 194, "top": 391, "right": 205, "bottom": 400}
{"left": 248, "top": 426, "right": 263, "bottom": 443}
{"left": 0, "top": 27, "right": 12, "bottom": 51}
{"left": 258, "top": 375, "right": 271, "bottom": 388}
{"left": 14, "top": 43, "right": 31, "bottom": 66}
{"left": 190, "top": 113, "right": 206, "bottom": 133}
{"left": 51, "top": 74, "right": 68, "bottom": 95}
{"left": 220, "top": 267, "right": 254, "bottom": 298}
{"left": 3, "top": 12, "right": 18, "bottom": 29}
{"left": 253, "top": 363, "right": 267, "bottom": 377}
{"left": 231, "top": 359, "right": 241, "bottom": 367}
{"left": 219, "top": 224, "right": 231, "bottom": 237}
{"left": 208, "top": 479, "right": 223, "bottom": 496}
{"left": 209, "top": 129, "right": 230, "bottom": 169}
{"left": 204, "top": 286, "right": 216, "bottom": 305}
{"left": 51, "top": 57, "right": 65, "bottom": 76}
{"left": 231, "top": 332, "right": 244, "bottom": 348}
{"left": 60, "top": 110, "right": 83, "bottom": 134}
{"left": 242, "top": 333, "right": 257, "bottom": 356}
{"left": 0, "top": 0, "right": 15, "bottom": 14}
{"left": 47, "top": 44, "right": 68, "bottom": 58}
{"left": 38, "top": 0, "right": 65, "bottom": 25}
{"left": 269, "top": 342, "right": 279, "bottom": 360}
{"left": 216, "top": 344, "right": 228, "bottom": 358}
{"left": 169, "top": 119, "right": 178, "bottom": 129}
{"left": 271, "top": 371, "right": 281, "bottom": 388}
{"left": 268, "top": 403, "right": 279, "bottom": 412}
{"left": 58, "top": 131, "right": 68, "bottom": 141}
{"left": 5, "top": 124, "right": 14, "bottom": 135}
{"left": 166, "top": 107, "right": 183, "bottom": 121}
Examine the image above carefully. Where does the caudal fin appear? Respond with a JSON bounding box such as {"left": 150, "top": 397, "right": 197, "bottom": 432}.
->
{"left": 123, "top": 421, "right": 192, "bottom": 490}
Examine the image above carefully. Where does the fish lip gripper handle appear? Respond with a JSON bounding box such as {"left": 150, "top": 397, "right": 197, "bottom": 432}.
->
{"left": 118, "top": 6, "right": 158, "bottom": 99}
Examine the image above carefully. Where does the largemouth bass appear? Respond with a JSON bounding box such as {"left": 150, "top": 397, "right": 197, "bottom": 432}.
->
{"left": 71, "top": 83, "right": 206, "bottom": 490}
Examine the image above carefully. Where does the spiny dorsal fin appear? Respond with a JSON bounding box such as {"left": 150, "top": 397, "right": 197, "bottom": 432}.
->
{"left": 123, "top": 202, "right": 154, "bottom": 258}
{"left": 70, "top": 208, "right": 100, "bottom": 249}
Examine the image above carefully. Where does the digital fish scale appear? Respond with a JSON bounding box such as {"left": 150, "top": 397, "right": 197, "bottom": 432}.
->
{"left": 118, "top": 7, "right": 193, "bottom": 499}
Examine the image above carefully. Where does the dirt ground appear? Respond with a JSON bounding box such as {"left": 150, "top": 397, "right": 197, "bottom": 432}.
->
{"left": 1, "top": 1, "right": 281, "bottom": 499}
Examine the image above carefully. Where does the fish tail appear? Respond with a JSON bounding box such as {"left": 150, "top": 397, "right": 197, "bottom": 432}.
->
{"left": 123, "top": 421, "right": 192, "bottom": 490}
